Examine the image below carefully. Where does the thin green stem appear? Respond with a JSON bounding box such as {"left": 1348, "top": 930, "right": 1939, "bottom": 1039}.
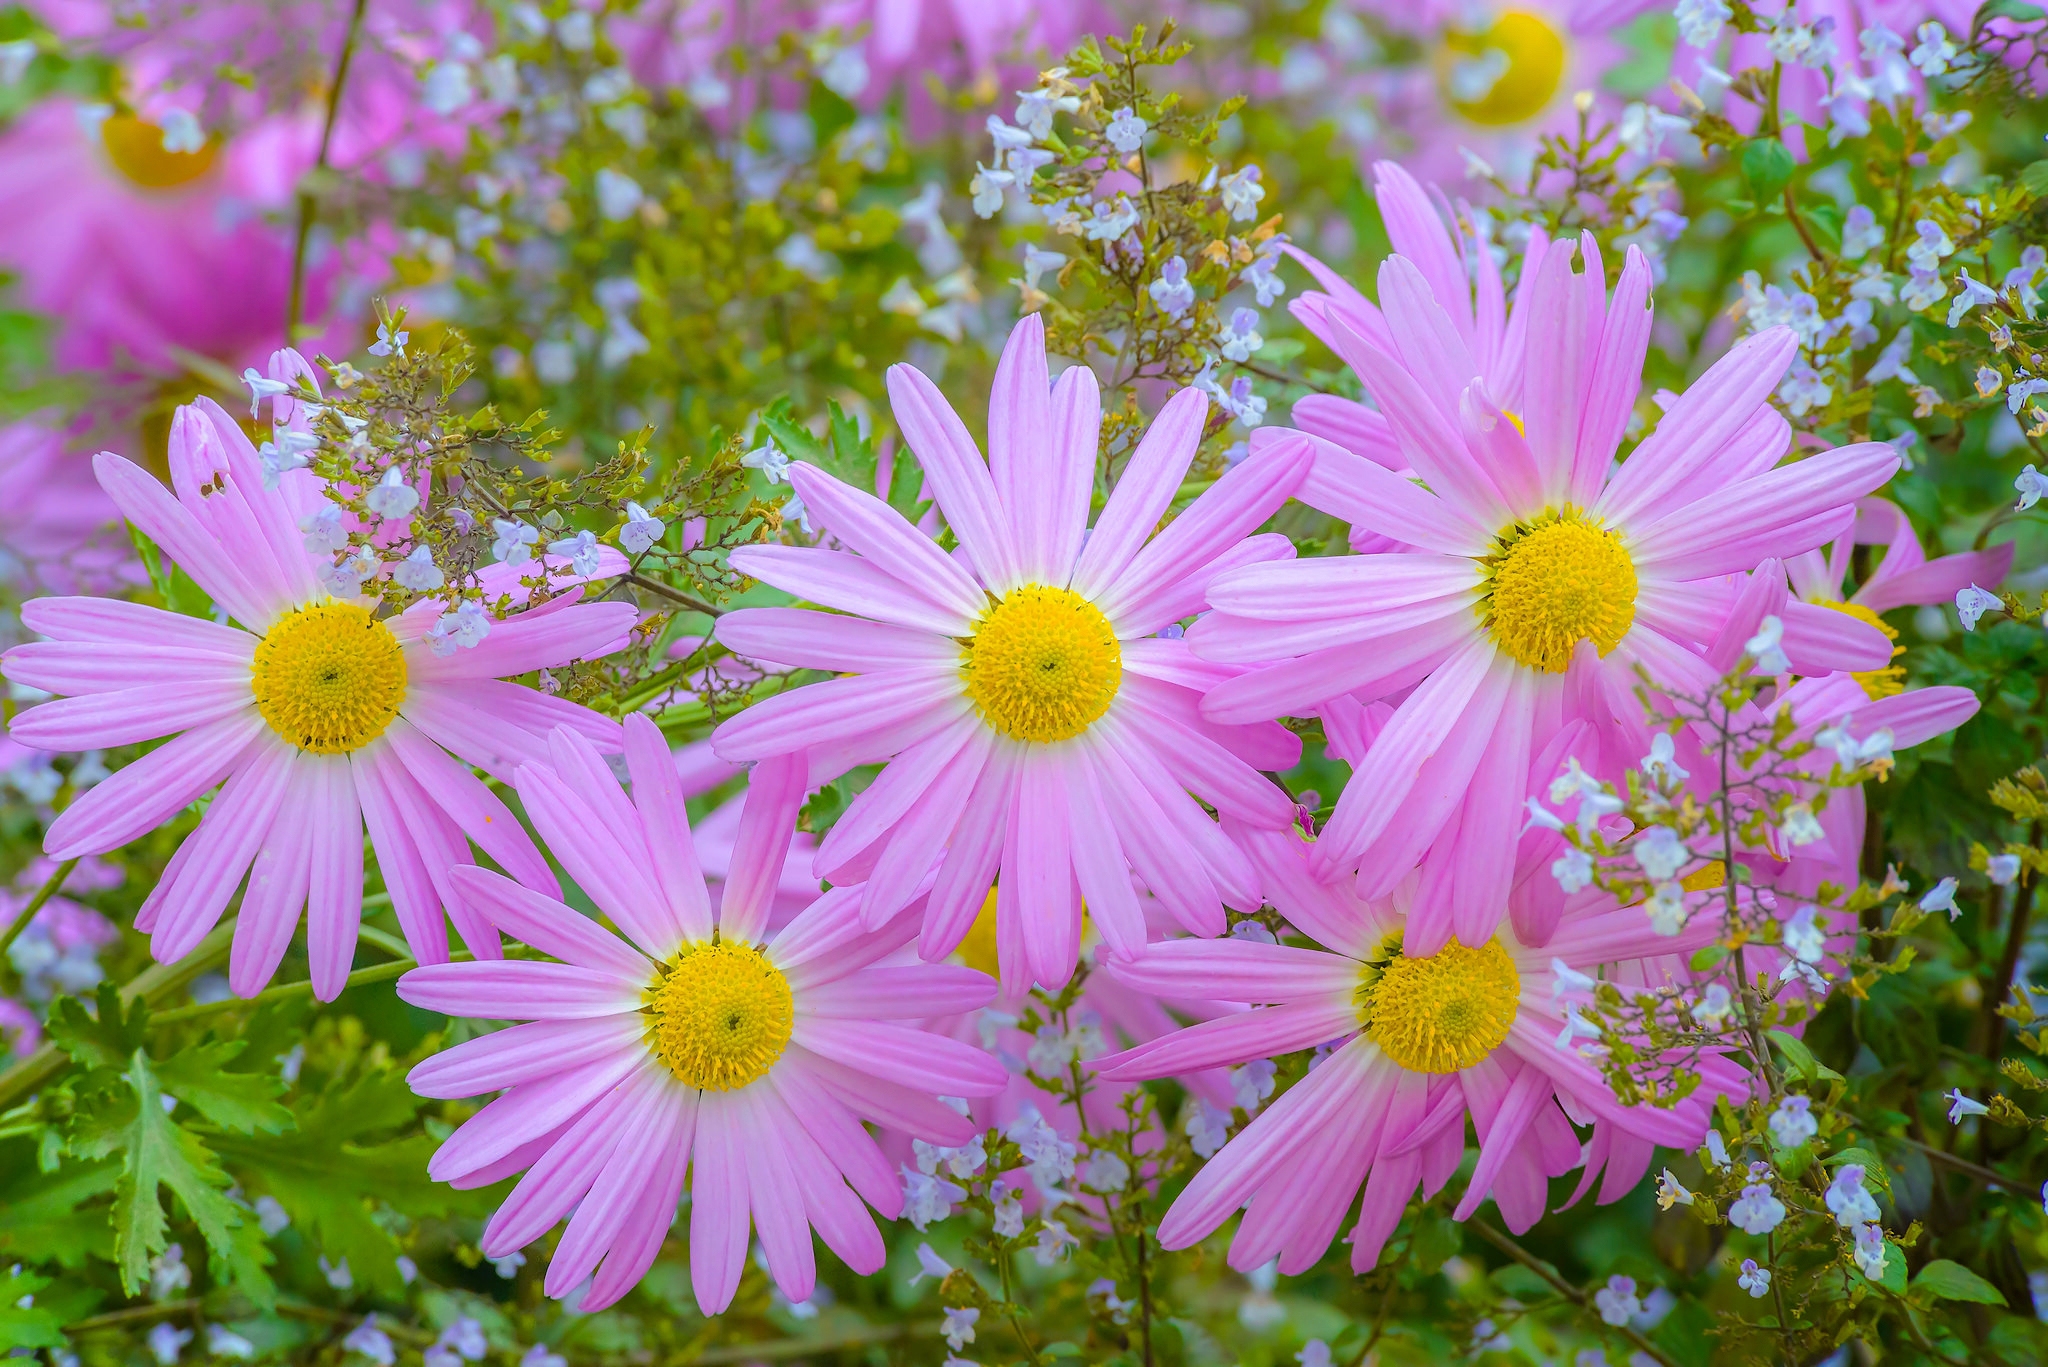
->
{"left": 1464, "top": 1221, "right": 1683, "bottom": 1367}
{"left": 148, "top": 953, "right": 450, "bottom": 1027}
{"left": 0, "top": 857, "right": 79, "bottom": 973}
{"left": 286, "top": 0, "right": 369, "bottom": 338}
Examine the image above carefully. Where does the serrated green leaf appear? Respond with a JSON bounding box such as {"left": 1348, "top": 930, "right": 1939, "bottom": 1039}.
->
{"left": 72, "top": 1050, "right": 272, "bottom": 1305}
{"left": 0, "top": 1267, "right": 65, "bottom": 1352}
{"left": 47, "top": 984, "right": 150, "bottom": 1071}
{"left": 212, "top": 1067, "right": 494, "bottom": 1298}
{"left": 753, "top": 402, "right": 827, "bottom": 466}
{"left": 156, "top": 1041, "right": 293, "bottom": 1136}
{"left": 0, "top": 1150, "right": 118, "bottom": 1268}
{"left": 1912, "top": 1258, "right": 2007, "bottom": 1305}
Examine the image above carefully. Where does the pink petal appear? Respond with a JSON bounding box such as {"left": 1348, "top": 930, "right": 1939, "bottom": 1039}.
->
{"left": 398, "top": 960, "right": 643, "bottom": 1019}
{"left": 720, "top": 752, "right": 807, "bottom": 945}
{"left": 42, "top": 711, "right": 265, "bottom": 859}
{"left": 427, "top": 1048, "right": 643, "bottom": 1183}
{"left": 788, "top": 461, "right": 987, "bottom": 621}
{"left": 687, "top": 1093, "right": 751, "bottom": 1315}
{"left": 386, "top": 717, "right": 559, "bottom": 896}
{"left": 1095, "top": 999, "right": 1356, "bottom": 1080}
{"left": 410, "top": 602, "right": 638, "bottom": 681}
{"left": 1194, "top": 615, "right": 1470, "bottom": 725}
{"left": 1292, "top": 433, "right": 1485, "bottom": 554}
{"left": 544, "top": 1065, "right": 690, "bottom": 1297}
{"left": 480, "top": 1078, "right": 638, "bottom": 1257}
{"left": 792, "top": 1017, "right": 1008, "bottom": 1096}
{"left": 1104, "top": 939, "right": 1359, "bottom": 1002}
{"left": 715, "top": 607, "right": 955, "bottom": 673}
{"left": 10, "top": 683, "right": 252, "bottom": 750}
{"left": 4, "top": 640, "right": 253, "bottom": 695}
{"left": 622, "top": 712, "right": 712, "bottom": 947}
{"left": 304, "top": 754, "right": 363, "bottom": 1001}
{"left": 410, "top": 1015, "right": 650, "bottom": 1099}
{"left": 1069, "top": 386, "right": 1209, "bottom": 601}
{"left": 19, "top": 595, "right": 255, "bottom": 654}
{"left": 450, "top": 866, "right": 652, "bottom": 982}
{"left": 709, "top": 669, "right": 968, "bottom": 764}
{"left": 887, "top": 361, "right": 1020, "bottom": 591}
{"left": 728, "top": 544, "right": 973, "bottom": 635}
{"left": 147, "top": 738, "right": 294, "bottom": 962}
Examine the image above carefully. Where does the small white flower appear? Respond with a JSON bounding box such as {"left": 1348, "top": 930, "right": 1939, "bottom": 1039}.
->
{"left": 1825, "top": 1164, "right": 1882, "bottom": 1226}
{"left": 1988, "top": 853, "right": 2022, "bottom": 885}
{"left": 390, "top": 545, "right": 444, "bottom": 592}
{"left": 1853, "top": 1223, "right": 1889, "bottom": 1279}
{"left": 1768, "top": 1094, "right": 1818, "bottom": 1148}
{"left": 1646, "top": 881, "right": 1688, "bottom": 935}
{"left": 344, "top": 1316, "right": 396, "bottom": 1366}
{"left": 0, "top": 39, "right": 35, "bottom": 85}
{"left": 1704, "top": 1131, "right": 1729, "bottom": 1168}
{"left": 150, "top": 1245, "right": 191, "bottom": 1300}
{"left": 1947, "top": 270, "right": 2000, "bottom": 327}
{"left": 595, "top": 168, "right": 643, "bottom": 221}
{"left": 1148, "top": 256, "right": 1196, "bottom": 318}
{"left": 1015, "top": 85, "right": 1079, "bottom": 140}
{"left": 148, "top": 1323, "right": 192, "bottom": 1366}
{"left": 1674, "top": 0, "right": 1730, "bottom": 45}
{"left": 1079, "top": 1149, "right": 1130, "bottom": 1193}
{"left": 1642, "top": 732, "right": 1689, "bottom": 784}
{"left": 1945, "top": 1088, "right": 1990, "bottom": 1123}
{"left": 902, "top": 1169, "right": 964, "bottom": 1230}
{"left": 1218, "top": 165, "right": 1265, "bottom": 222}
{"left": 491, "top": 518, "right": 539, "bottom": 566}
{"left": 1656, "top": 1169, "right": 1695, "bottom": 1209}
{"left": 1840, "top": 205, "right": 1884, "bottom": 260}
{"left": 206, "top": 1324, "right": 255, "bottom": 1360}
{"left": 253, "top": 1195, "right": 291, "bottom": 1235}
{"left": 942, "top": 1306, "right": 979, "bottom": 1352}
{"left": 1019, "top": 244, "right": 1065, "bottom": 293}
{"left": 991, "top": 1182, "right": 1026, "bottom": 1237}
{"left": 1104, "top": 105, "right": 1148, "bottom": 153}
{"left": 1956, "top": 583, "right": 2002, "bottom": 630}
{"left": 1737, "top": 1259, "right": 1771, "bottom": 1297}
{"left": 1781, "top": 802, "right": 1825, "bottom": 847}
{"left": 242, "top": 368, "right": 292, "bottom": 418}
{"left": 1083, "top": 195, "right": 1141, "bottom": 242}
{"left": 426, "top": 601, "right": 491, "bottom": 657}
{"left": 1633, "top": 825, "right": 1691, "bottom": 881}
{"left": 1918, "top": 875, "right": 1962, "bottom": 921}
{"left": 1910, "top": 21, "right": 1956, "bottom": 76}
{"left": 422, "top": 61, "right": 474, "bottom": 115}
{"left": 1296, "top": 1341, "right": 1333, "bottom": 1367}
{"left": 1230, "top": 1057, "right": 1278, "bottom": 1112}
{"left": 1784, "top": 905, "right": 1828, "bottom": 965}
{"left": 364, "top": 467, "right": 420, "bottom": 520}
{"left": 741, "top": 437, "right": 793, "bottom": 484}
{"left": 1744, "top": 614, "right": 1790, "bottom": 673}
{"left": 491, "top": 1252, "right": 524, "bottom": 1279}
{"left": 1185, "top": 1099, "right": 1231, "bottom": 1158}
{"left": 1552, "top": 846, "right": 1595, "bottom": 893}
{"left": 367, "top": 322, "right": 408, "bottom": 358}
{"left": 1695, "top": 982, "right": 1734, "bottom": 1023}
{"left": 2016, "top": 464, "right": 2047, "bottom": 511}
{"left": 1219, "top": 307, "right": 1264, "bottom": 362}
{"left": 1593, "top": 1275, "right": 1642, "bottom": 1327}
{"left": 320, "top": 1254, "right": 353, "bottom": 1290}
{"left": 970, "top": 162, "right": 1015, "bottom": 218}
{"left": 319, "top": 547, "right": 379, "bottom": 599}
{"left": 519, "top": 1347, "right": 565, "bottom": 1367}
{"left": 547, "top": 529, "right": 602, "bottom": 577}
{"left": 157, "top": 108, "right": 205, "bottom": 153}
{"left": 1033, "top": 1220, "right": 1079, "bottom": 1266}
{"left": 620, "top": 501, "right": 665, "bottom": 554}
{"left": 1728, "top": 1182, "right": 1787, "bottom": 1234}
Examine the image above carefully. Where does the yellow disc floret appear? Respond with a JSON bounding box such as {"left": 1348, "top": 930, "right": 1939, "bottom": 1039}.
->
{"left": 960, "top": 584, "right": 1122, "bottom": 744}
{"left": 1438, "top": 10, "right": 1568, "bottom": 127}
{"left": 100, "top": 114, "right": 219, "bottom": 189}
{"left": 250, "top": 602, "right": 408, "bottom": 754}
{"left": 1480, "top": 510, "right": 1639, "bottom": 674}
{"left": 1357, "top": 934, "right": 1521, "bottom": 1074}
{"left": 1818, "top": 600, "right": 1906, "bottom": 700}
{"left": 646, "top": 940, "right": 795, "bottom": 1091}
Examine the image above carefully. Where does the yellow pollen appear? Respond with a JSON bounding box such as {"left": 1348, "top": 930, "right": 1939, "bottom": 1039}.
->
{"left": 1357, "top": 934, "right": 1521, "bottom": 1074}
{"left": 645, "top": 940, "right": 795, "bottom": 1091}
{"left": 99, "top": 114, "right": 219, "bottom": 189}
{"left": 1819, "top": 600, "right": 1906, "bottom": 700}
{"left": 1480, "top": 510, "right": 1638, "bottom": 674}
{"left": 960, "top": 584, "right": 1122, "bottom": 744}
{"left": 1438, "top": 10, "right": 1568, "bottom": 127}
{"left": 250, "top": 602, "right": 407, "bottom": 754}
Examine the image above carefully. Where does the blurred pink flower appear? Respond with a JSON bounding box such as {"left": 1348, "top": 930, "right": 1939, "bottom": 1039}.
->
{"left": 0, "top": 420, "right": 139, "bottom": 595}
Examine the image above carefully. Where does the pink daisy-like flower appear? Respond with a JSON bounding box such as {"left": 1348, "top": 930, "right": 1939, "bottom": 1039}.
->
{"left": 1093, "top": 822, "right": 1744, "bottom": 1272}
{"left": 709, "top": 315, "right": 1311, "bottom": 990}
{"left": 1193, "top": 165, "right": 1900, "bottom": 955}
{"left": 399, "top": 716, "right": 1007, "bottom": 1314}
{"left": 1, "top": 396, "right": 634, "bottom": 998}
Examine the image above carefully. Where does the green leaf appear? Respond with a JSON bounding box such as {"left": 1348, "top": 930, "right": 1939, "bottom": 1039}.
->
{"left": 47, "top": 984, "right": 150, "bottom": 1071}
{"left": 0, "top": 1152, "right": 118, "bottom": 1268}
{"left": 71, "top": 1050, "right": 272, "bottom": 1305}
{"left": 1767, "top": 1030, "right": 1842, "bottom": 1082}
{"left": 1491, "top": 1265, "right": 1558, "bottom": 1300}
{"left": 1979, "top": 0, "right": 2047, "bottom": 24}
{"left": 156, "top": 1041, "right": 293, "bottom": 1136}
{"left": 212, "top": 1067, "right": 496, "bottom": 1298}
{"left": 1689, "top": 943, "right": 1728, "bottom": 971}
{"left": 1912, "top": 1259, "right": 2007, "bottom": 1305}
{"left": 753, "top": 401, "right": 827, "bottom": 466}
{"left": 2021, "top": 159, "right": 2048, "bottom": 198}
{"left": 1742, "top": 139, "right": 1796, "bottom": 204}
{"left": 1877, "top": 1241, "right": 1908, "bottom": 1295}
{"left": 0, "top": 1267, "right": 65, "bottom": 1352}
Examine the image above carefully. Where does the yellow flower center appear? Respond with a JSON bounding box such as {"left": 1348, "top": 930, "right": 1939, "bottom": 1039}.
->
{"left": 1438, "top": 10, "right": 1568, "bottom": 127}
{"left": 249, "top": 602, "right": 408, "bottom": 754}
{"left": 960, "top": 584, "right": 1122, "bottom": 744}
{"left": 1819, "top": 600, "right": 1906, "bottom": 700}
{"left": 646, "top": 940, "right": 795, "bottom": 1091}
{"left": 99, "top": 114, "right": 219, "bottom": 189}
{"left": 1357, "top": 934, "right": 1521, "bottom": 1074}
{"left": 1480, "top": 510, "right": 1638, "bottom": 674}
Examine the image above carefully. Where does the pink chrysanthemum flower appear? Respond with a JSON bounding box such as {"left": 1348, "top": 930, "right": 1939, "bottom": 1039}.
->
{"left": 1, "top": 397, "right": 634, "bottom": 998}
{"left": 399, "top": 716, "right": 1007, "bottom": 1314}
{"left": 710, "top": 315, "right": 1311, "bottom": 990}
{"left": 1093, "top": 823, "right": 1744, "bottom": 1272}
{"left": 1194, "top": 167, "right": 1900, "bottom": 955}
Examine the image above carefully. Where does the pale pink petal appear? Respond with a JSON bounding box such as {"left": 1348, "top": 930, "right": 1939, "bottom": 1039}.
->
{"left": 714, "top": 607, "right": 956, "bottom": 673}
{"left": 792, "top": 1017, "right": 1008, "bottom": 1096}
{"left": 352, "top": 744, "right": 449, "bottom": 966}
{"left": 728, "top": 544, "right": 973, "bottom": 635}
{"left": 735, "top": 1087, "right": 817, "bottom": 1303}
{"left": 1061, "top": 747, "right": 1145, "bottom": 960}
{"left": 1069, "top": 386, "right": 1209, "bottom": 601}
{"left": 386, "top": 717, "right": 559, "bottom": 895}
{"left": 1094, "top": 438, "right": 1314, "bottom": 631}
{"left": 1573, "top": 246, "right": 1652, "bottom": 503}
{"left": 1004, "top": 751, "right": 1077, "bottom": 989}
{"left": 228, "top": 762, "right": 317, "bottom": 997}
{"left": 917, "top": 745, "right": 1015, "bottom": 961}
{"left": 709, "top": 669, "right": 968, "bottom": 763}
{"left": 304, "top": 754, "right": 363, "bottom": 1001}
{"left": 1779, "top": 600, "right": 1894, "bottom": 674}
{"left": 859, "top": 728, "right": 991, "bottom": 928}
{"left": 93, "top": 452, "right": 270, "bottom": 627}
{"left": 426, "top": 1048, "right": 644, "bottom": 1183}
{"left": 1040, "top": 362, "right": 1101, "bottom": 584}
{"left": 518, "top": 762, "right": 685, "bottom": 954}
{"left": 480, "top": 1080, "right": 637, "bottom": 1257}
{"left": 409, "top": 602, "right": 638, "bottom": 681}
{"left": 1083, "top": 734, "right": 1222, "bottom": 936}
{"left": 1371, "top": 163, "right": 1472, "bottom": 336}
{"left": 1104, "top": 939, "right": 1359, "bottom": 1002}
{"left": 622, "top": 712, "right": 712, "bottom": 947}
{"left": 1860, "top": 542, "right": 2014, "bottom": 612}
{"left": 815, "top": 714, "right": 982, "bottom": 883}
{"left": 173, "top": 400, "right": 320, "bottom": 616}
{"left": 720, "top": 752, "right": 807, "bottom": 944}
{"left": 402, "top": 679, "right": 621, "bottom": 785}
{"left": 1194, "top": 615, "right": 1470, "bottom": 725}
{"left": 769, "top": 1055, "right": 901, "bottom": 1215}
{"left": 3, "top": 641, "right": 253, "bottom": 695}
{"left": 410, "top": 1015, "right": 650, "bottom": 1098}
{"left": 19, "top": 595, "right": 256, "bottom": 654}
{"left": 147, "top": 737, "right": 295, "bottom": 962}
{"left": 788, "top": 462, "right": 987, "bottom": 620}
{"left": 398, "top": 960, "right": 643, "bottom": 1019}
{"left": 1377, "top": 253, "right": 1482, "bottom": 425}
{"left": 1288, "top": 394, "right": 1403, "bottom": 470}
{"left": 801, "top": 963, "right": 995, "bottom": 1019}
{"left": 791, "top": 1044, "right": 978, "bottom": 1146}
{"left": 1452, "top": 1059, "right": 1552, "bottom": 1220}
{"left": 42, "top": 711, "right": 265, "bottom": 859}
{"left": 544, "top": 1063, "right": 688, "bottom": 1297}
{"left": 10, "top": 683, "right": 252, "bottom": 750}
{"left": 763, "top": 1083, "right": 885, "bottom": 1276}
{"left": 1094, "top": 1000, "right": 1355, "bottom": 1080}
{"left": 1292, "top": 433, "right": 1487, "bottom": 554}
{"left": 687, "top": 1092, "right": 752, "bottom": 1315}
{"left": 1516, "top": 243, "right": 1590, "bottom": 503}
{"left": 888, "top": 361, "right": 1020, "bottom": 591}
{"left": 1096, "top": 715, "right": 1259, "bottom": 910}
{"left": 449, "top": 866, "right": 652, "bottom": 982}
